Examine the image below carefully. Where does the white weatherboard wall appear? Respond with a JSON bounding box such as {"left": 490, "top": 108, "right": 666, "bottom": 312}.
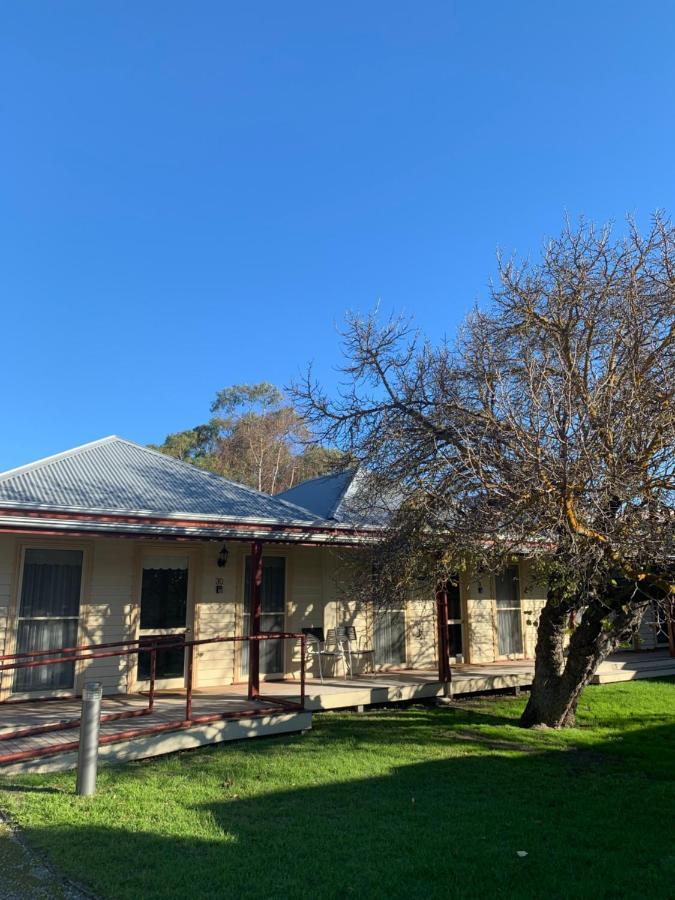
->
{"left": 462, "top": 562, "right": 547, "bottom": 664}
{"left": 0, "top": 532, "right": 559, "bottom": 702}
{"left": 79, "top": 539, "right": 135, "bottom": 693}
{"left": 193, "top": 542, "right": 237, "bottom": 687}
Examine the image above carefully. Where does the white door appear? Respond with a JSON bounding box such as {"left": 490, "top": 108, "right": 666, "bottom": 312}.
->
{"left": 136, "top": 554, "right": 192, "bottom": 689}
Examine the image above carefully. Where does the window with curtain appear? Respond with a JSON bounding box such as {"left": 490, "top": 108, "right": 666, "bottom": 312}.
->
{"left": 242, "top": 556, "right": 285, "bottom": 675}
{"left": 13, "top": 548, "right": 83, "bottom": 692}
{"left": 495, "top": 565, "right": 523, "bottom": 656}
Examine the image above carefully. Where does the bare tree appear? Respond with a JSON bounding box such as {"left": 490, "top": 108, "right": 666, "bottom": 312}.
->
{"left": 295, "top": 216, "right": 674, "bottom": 727}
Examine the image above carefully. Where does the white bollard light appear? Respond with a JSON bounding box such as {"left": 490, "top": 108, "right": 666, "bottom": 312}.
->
{"left": 76, "top": 681, "right": 103, "bottom": 796}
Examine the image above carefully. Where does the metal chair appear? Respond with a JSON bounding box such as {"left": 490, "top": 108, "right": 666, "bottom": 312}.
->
{"left": 301, "top": 627, "right": 348, "bottom": 682}
{"left": 337, "top": 625, "right": 375, "bottom": 676}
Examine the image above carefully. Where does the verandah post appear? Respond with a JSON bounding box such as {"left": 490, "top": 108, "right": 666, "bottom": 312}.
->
{"left": 247, "top": 540, "right": 263, "bottom": 700}
{"left": 436, "top": 582, "right": 452, "bottom": 697}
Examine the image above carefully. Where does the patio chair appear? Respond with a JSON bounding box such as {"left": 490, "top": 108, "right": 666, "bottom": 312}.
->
{"left": 337, "top": 625, "right": 375, "bottom": 677}
{"left": 301, "top": 627, "right": 349, "bottom": 682}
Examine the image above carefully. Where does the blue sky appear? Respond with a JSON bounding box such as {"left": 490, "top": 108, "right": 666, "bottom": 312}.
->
{"left": 2, "top": 1, "right": 674, "bottom": 470}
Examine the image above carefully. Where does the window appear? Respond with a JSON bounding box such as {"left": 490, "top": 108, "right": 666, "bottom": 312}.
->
{"left": 13, "top": 548, "right": 83, "bottom": 692}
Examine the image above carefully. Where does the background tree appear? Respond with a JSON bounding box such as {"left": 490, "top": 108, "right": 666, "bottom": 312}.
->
{"left": 151, "top": 382, "right": 348, "bottom": 494}
{"left": 295, "top": 216, "right": 674, "bottom": 728}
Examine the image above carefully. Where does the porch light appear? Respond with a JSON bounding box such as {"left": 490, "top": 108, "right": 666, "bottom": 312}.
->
{"left": 217, "top": 545, "right": 229, "bottom": 568}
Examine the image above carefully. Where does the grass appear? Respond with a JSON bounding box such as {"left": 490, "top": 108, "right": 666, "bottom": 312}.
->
{"left": 1, "top": 679, "right": 674, "bottom": 900}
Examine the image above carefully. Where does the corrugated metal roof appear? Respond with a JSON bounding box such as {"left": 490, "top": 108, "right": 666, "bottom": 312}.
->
{"left": 0, "top": 436, "right": 326, "bottom": 525}
{"left": 278, "top": 469, "right": 391, "bottom": 526}
{"left": 277, "top": 470, "right": 356, "bottom": 520}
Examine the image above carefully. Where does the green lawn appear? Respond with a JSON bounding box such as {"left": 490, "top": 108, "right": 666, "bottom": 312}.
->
{"left": 1, "top": 679, "right": 674, "bottom": 900}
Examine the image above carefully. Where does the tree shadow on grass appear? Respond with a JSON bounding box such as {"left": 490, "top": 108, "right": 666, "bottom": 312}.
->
{"left": 4, "top": 719, "right": 674, "bottom": 900}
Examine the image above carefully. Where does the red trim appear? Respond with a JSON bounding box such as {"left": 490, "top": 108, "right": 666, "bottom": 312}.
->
{"left": 436, "top": 582, "right": 452, "bottom": 685}
{"left": 0, "top": 630, "right": 307, "bottom": 766}
{"left": 247, "top": 540, "right": 263, "bottom": 700}
{"left": 0, "top": 704, "right": 293, "bottom": 765}
{"left": 0, "top": 506, "right": 372, "bottom": 541}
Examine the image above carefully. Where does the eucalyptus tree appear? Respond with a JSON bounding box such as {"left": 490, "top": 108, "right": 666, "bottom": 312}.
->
{"left": 152, "top": 382, "right": 348, "bottom": 494}
{"left": 295, "top": 216, "right": 674, "bottom": 727}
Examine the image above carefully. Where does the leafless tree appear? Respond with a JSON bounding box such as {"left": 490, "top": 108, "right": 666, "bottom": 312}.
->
{"left": 295, "top": 216, "right": 674, "bottom": 727}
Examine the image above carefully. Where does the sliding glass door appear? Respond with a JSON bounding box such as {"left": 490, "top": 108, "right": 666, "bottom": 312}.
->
{"left": 13, "top": 548, "right": 83, "bottom": 692}
{"left": 241, "top": 556, "right": 285, "bottom": 677}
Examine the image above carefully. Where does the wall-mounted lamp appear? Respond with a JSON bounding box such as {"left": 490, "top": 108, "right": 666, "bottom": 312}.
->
{"left": 217, "top": 545, "right": 229, "bottom": 568}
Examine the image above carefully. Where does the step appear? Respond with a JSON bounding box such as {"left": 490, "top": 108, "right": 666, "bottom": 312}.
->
{"left": 598, "top": 656, "right": 674, "bottom": 672}
{"left": 591, "top": 667, "right": 675, "bottom": 685}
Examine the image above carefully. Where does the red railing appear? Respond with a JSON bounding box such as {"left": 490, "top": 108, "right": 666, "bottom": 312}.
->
{"left": 0, "top": 631, "right": 307, "bottom": 765}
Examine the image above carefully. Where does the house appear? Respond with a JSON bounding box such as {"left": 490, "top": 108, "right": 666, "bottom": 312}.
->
{"left": 0, "top": 435, "right": 565, "bottom": 710}
{"left": 0, "top": 436, "right": 671, "bottom": 773}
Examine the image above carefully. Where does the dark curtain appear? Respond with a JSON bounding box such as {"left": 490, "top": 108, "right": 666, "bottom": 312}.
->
{"left": 140, "top": 568, "right": 188, "bottom": 629}
{"left": 243, "top": 557, "right": 285, "bottom": 675}
{"left": 13, "top": 549, "right": 83, "bottom": 692}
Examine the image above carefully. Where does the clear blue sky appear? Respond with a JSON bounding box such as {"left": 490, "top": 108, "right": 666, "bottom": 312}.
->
{"left": 2, "top": 1, "right": 674, "bottom": 470}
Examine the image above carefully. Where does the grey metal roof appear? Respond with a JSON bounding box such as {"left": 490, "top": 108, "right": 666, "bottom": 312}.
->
{"left": 277, "top": 469, "right": 390, "bottom": 527}
{"left": 0, "top": 436, "right": 327, "bottom": 525}
{"left": 277, "top": 470, "right": 356, "bottom": 520}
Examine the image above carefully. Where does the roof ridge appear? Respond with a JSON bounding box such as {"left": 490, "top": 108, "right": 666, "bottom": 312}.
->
{"left": 281, "top": 469, "right": 356, "bottom": 491}
{"left": 0, "top": 436, "right": 328, "bottom": 524}
{"left": 124, "top": 437, "right": 322, "bottom": 513}
{"left": 0, "top": 436, "right": 120, "bottom": 482}
{"left": 331, "top": 468, "right": 360, "bottom": 518}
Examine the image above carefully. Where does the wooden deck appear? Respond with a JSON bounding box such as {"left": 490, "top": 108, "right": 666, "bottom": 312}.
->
{"left": 0, "top": 692, "right": 311, "bottom": 774}
{"left": 0, "top": 651, "right": 672, "bottom": 774}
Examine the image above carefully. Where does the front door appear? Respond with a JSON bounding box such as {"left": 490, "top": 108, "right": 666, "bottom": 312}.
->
{"left": 654, "top": 599, "right": 671, "bottom": 646}
{"left": 13, "top": 548, "right": 84, "bottom": 693}
{"left": 137, "top": 554, "right": 192, "bottom": 689}
{"left": 447, "top": 579, "right": 464, "bottom": 660}
{"left": 241, "top": 556, "right": 286, "bottom": 678}
{"left": 374, "top": 605, "right": 406, "bottom": 667}
{"left": 495, "top": 565, "right": 524, "bottom": 657}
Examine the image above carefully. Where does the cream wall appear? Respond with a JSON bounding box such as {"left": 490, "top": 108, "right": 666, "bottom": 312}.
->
{"left": 81, "top": 539, "right": 135, "bottom": 693}
{"left": 461, "top": 562, "right": 546, "bottom": 664}
{"left": 0, "top": 533, "right": 554, "bottom": 700}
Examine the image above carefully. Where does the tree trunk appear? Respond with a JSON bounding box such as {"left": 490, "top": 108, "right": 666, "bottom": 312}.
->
{"left": 520, "top": 590, "right": 651, "bottom": 728}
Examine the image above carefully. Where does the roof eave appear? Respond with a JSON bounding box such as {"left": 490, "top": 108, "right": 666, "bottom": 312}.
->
{"left": 0, "top": 507, "right": 380, "bottom": 545}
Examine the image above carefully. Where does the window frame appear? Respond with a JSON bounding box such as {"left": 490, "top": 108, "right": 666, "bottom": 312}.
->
{"left": 1, "top": 540, "right": 91, "bottom": 700}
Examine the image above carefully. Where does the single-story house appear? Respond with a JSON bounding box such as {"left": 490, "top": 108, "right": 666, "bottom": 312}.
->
{"left": 0, "top": 437, "right": 665, "bottom": 703}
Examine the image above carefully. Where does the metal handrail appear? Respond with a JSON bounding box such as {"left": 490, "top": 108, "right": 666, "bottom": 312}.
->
{"left": 0, "top": 631, "right": 307, "bottom": 763}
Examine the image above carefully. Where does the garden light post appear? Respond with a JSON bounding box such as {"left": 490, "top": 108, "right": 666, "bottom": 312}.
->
{"left": 76, "top": 681, "right": 103, "bottom": 796}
